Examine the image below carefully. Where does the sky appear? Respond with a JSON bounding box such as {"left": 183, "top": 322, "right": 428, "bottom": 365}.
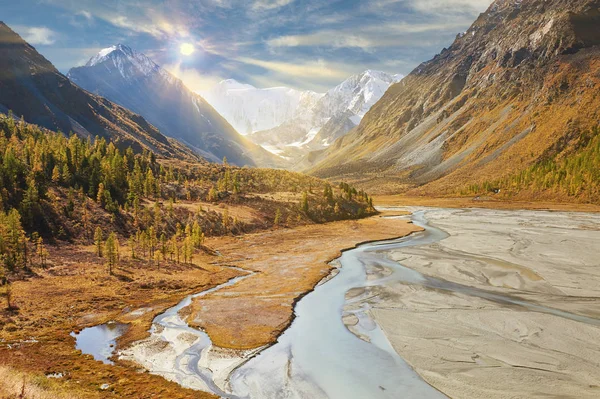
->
{"left": 4, "top": 0, "right": 493, "bottom": 92}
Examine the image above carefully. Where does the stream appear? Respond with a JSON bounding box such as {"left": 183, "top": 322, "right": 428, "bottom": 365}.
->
{"left": 74, "top": 208, "right": 599, "bottom": 398}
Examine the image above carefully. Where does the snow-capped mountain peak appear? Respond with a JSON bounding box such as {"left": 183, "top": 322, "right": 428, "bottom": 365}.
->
{"left": 315, "top": 69, "right": 404, "bottom": 121}
{"left": 201, "top": 81, "right": 323, "bottom": 135}
{"left": 68, "top": 46, "right": 278, "bottom": 167}
{"left": 84, "top": 44, "right": 160, "bottom": 80}
{"left": 200, "top": 69, "right": 402, "bottom": 163}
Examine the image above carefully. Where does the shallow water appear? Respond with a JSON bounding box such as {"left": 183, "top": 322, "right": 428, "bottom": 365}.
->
{"left": 228, "top": 209, "right": 600, "bottom": 398}
{"left": 78, "top": 208, "right": 599, "bottom": 398}
{"left": 130, "top": 267, "right": 253, "bottom": 398}
{"left": 71, "top": 321, "right": 128, "bottom": 364}
{"left": 228, "top": 211, "right": 449, "bottom": 398}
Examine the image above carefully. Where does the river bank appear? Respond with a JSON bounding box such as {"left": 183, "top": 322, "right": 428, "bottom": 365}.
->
{"left": 0, "top": 212, "right": 420, "bottom": 398}
{"left": 352, "top": 208, "right": 600, "bottom": 398}
{"left": 375, "top": 195, "right": 600, "bottom": 213}
{"left": 120, "top": 212, "right": 422, "bottom": 395}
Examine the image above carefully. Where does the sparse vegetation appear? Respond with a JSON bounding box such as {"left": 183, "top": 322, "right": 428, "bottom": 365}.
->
{"left": 460, "top": 127, "right": 600, "bottom": 202}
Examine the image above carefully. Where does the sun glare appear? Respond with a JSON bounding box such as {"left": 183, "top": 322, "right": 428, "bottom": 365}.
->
{"left": 180, "top": 43, "right": 195, "bottom": 56}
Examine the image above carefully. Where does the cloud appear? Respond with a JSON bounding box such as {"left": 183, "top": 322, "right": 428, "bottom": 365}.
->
{"left": 77, "top": 10, "right": 93, "bottom": 20}
{"left": 374, "top": 0, "right": 492, "bottom": 15}
{"left": 267, "top": 20, "right": 474, "bottom": 50}
{"left": 236, "top": 57, "right": 353, "bottom": 80}
{"left": 164, "top": 62, "right": 226, "bottom": 92}
{"left": 17, "top": 26, "right": 58, "bottom": 45}
{"left": 251, "top": 0, "right": 295, "bottom": 11}
{"left": 30, "top": 0, "right": 493, "bottom": 91}
{"left": 41, "top": 0, "right": 186, "bottom": 39}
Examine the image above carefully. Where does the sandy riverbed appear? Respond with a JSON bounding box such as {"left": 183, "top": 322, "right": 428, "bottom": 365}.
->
{"left": 119, "top": 213, "right": 421, "bottom": 396}
{"left": 349, "top": 208, "right": 600, "bottom": 398}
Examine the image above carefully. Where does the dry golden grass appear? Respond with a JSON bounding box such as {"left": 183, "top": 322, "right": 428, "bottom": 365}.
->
{"left": 375, "top": 195, "right": 600, "bottom": 213}
{"left": 0, "top": 366, "right": 84, "bottom": 399}
{"left": 0, "top": 244, "right": 235, "bottom": 398}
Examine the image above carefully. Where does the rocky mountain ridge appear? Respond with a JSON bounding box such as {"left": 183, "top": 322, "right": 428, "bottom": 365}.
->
{"left": 0, "top": 22, "right": 194, "bottom": 160}
{"left": 68, "top": 45, "right": 281, "bottom": 167}
{"left": 308, "top": 0, "right": 600, "bottom": 202}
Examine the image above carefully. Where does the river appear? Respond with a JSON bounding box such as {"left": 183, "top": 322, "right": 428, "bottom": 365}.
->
{"left": 74, "top": 207, "right": 600, "bottom": 398}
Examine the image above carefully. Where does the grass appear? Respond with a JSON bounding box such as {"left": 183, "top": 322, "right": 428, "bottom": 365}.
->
{"left": 0, "top": 366, "right": 83, "bottom": 399}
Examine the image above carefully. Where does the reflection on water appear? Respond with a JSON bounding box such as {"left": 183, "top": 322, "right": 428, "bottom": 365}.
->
{"left": 71, "top": 321, "right": 128, "bottom": 364}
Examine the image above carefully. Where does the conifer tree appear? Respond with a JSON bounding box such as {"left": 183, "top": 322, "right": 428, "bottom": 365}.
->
{"left": 274, "top": 208, "right": 282, "bottom": 225}
{"left": 35, "top": 235, "right": 47, "bottom": 268}
{"left": 160, "top": 233, "right": 167, "bottom": 261}
{"left": 222, "top": 208, "right": 230, "bottom": 229}
{"left": 192, "top": 221, "right": 203, "bottom": 248}
{"left": 96, "top": 183, "right": 105, "bottom": 206}
{"left": 129, "top": 236, "right": 136, "bottom": 259}
{"left": 105, "top": 232, "right": 118, "bottom": 275}
{"left": 301, "top": 192, "right": 309, "bottom": 213}
{"left": 94, "top": 227, "right": 103, "bottom": 257}
{"left": 51, "top": 166, "right": 61, "bottom": 183}
{"left": 184, "top": 236, "right": 193, "bottom": 263}
{"left": 208, "top": 186, "right": 218, "bottom": 202}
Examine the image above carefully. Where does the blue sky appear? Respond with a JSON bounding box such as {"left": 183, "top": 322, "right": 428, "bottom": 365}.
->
{"left": 4, "top": 0, "right": 493, "bottom": 92}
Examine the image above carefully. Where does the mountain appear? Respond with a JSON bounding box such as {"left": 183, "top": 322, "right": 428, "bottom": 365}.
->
{"left": 246, "top": 70, "right": 403, "bottom": 163}
{"left": 0, "top": 22, "right": 193, "bottom": 160}
{"left": 68, "top": 45, "right": 280, "bottom": 167}
{"left": 202, "top": 79, "right": 323, "bottom": 135}
{"left": 308, "top": 0, "right": 600, "bottom": 202}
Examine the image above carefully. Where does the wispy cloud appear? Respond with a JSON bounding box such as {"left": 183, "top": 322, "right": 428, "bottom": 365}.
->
{"left": 267, "top": 20, "right": 473, "bottom": 51}
{"left": 76, "top": 10, "right": 93, "bottom": 20}
{"left": 251, "top": 0, "right": 295, "bottom": 11}
{"left": 17, "top": 0, "right": 493, "bottom": 91}
{"left": 16, "top": 26, "right": 58, "bottom": 45}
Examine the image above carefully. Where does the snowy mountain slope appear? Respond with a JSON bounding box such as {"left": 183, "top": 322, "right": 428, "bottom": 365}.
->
{"left": 68, "top": 45, "right": 280, "bottom": 167}
{"left": 246, "top": 70, "right": 403, "bottom": 163}
{"left": 202, "top": 80, "right": 323, "bottom": 135}
{"left": 0, "top": 25, "right": 194, "bottom": 161}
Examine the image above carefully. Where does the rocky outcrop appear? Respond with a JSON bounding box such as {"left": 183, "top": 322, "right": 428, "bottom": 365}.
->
{"left": 308, "top": 0, "right": 600, "bottom": 198}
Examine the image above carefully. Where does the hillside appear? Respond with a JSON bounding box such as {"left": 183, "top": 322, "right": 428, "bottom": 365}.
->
{"left": 309, "top": 0, "right": 600, "bottom": 203}
{"left": 0, "top": 113, "right": 374, "bottom": 245}
{"left": 68, "top": 45, "right": 280, "bottom": 167}
{"left": 0, "top": 23, "right": 193, "bottom": 161}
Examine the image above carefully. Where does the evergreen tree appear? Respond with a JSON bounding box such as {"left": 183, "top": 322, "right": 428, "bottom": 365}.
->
{"left": 129, "top": 236, "right": 136, "bottom": 259}
{"left": 160, "top": 233, "right": 167, "bottom": 261}
{"left": 274, "top": 208, "right": 282, "bottom": 225}
{"left": 301, "top": 192, "right": 309, "bottom": 213}
{"left": 94, "top": 227, "right": 103, "bottom": 257}
{"left": 105, "top": 232, "right": 118, "bottom": 275}
{"left": 51, "top": 166, "right": 61, "bottom": 183}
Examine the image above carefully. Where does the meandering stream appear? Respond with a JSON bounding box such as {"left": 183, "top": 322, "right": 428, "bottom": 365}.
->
{"left": 74, "top": 208, "right": 599, "bottom": 398}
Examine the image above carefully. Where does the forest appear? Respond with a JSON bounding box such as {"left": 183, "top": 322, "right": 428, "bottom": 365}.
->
{"left": 0, "top": 112, "right": 375, "bottom": 292}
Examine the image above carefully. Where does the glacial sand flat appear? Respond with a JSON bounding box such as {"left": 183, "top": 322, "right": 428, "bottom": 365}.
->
{"left": 354, "top": 208, "right": 600, "bottom": 399}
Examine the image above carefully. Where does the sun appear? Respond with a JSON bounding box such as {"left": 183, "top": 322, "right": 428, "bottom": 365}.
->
{"left": 180, "top": 43, "right": 195, "bottom": 56}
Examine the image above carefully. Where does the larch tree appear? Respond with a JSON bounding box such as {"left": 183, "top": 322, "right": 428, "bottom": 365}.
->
{"left": 94, "top": 227, "right": 103, "bottom": 257}
{"left": 105, "top": 232, "right": 118, "bottom": 275}
{"left": 301, "top": 192, "right": 309, "bottom": 213}
{"left": 274, "top": 208, "right": 282, "bottom": 226}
